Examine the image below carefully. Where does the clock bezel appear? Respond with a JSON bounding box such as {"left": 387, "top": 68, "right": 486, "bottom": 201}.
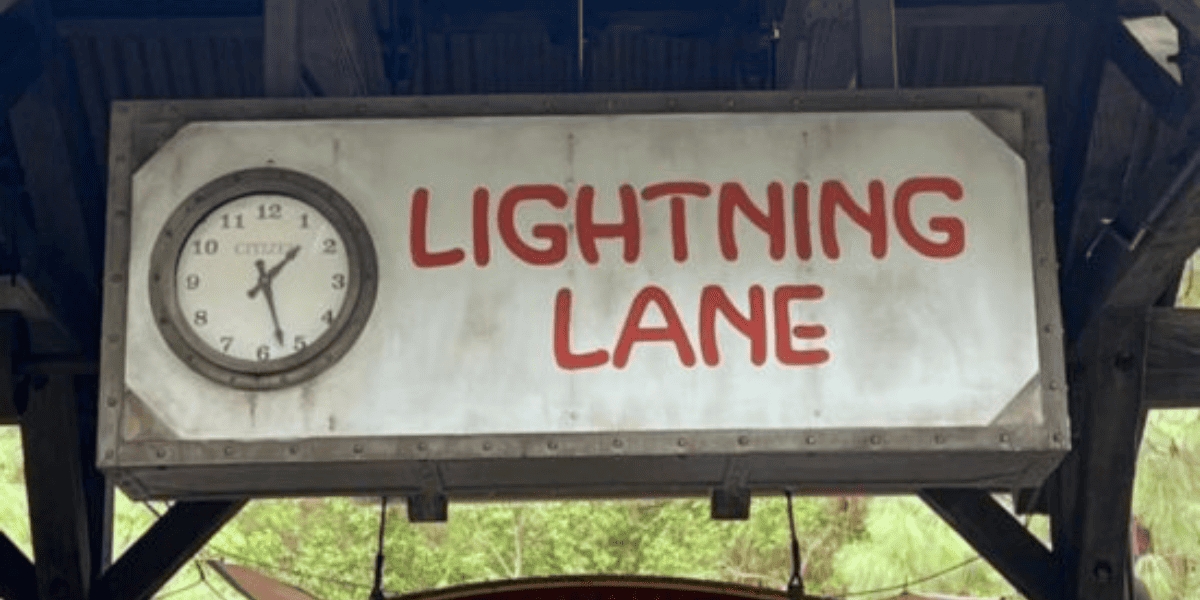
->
{"left": 149, "top": 167, "right": 378, "bottom": 390}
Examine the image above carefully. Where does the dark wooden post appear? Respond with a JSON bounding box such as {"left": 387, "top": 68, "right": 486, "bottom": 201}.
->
{"left": 855, "top": 0, "right": 896, "bottom": 88}
{"left": 1051, "top": 310, "right": 1149, "bottom": 600}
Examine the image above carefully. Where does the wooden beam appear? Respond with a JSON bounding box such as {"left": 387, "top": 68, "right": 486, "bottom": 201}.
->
{"left": 5, "top": 0, "right": 102, "bottom": 347}
{"left": 0, "top": 531, "right": 36, "bottom": 600}
{"left": 0, "top": 310, "right": 20, "bottom": 423}
{"left": 301, "top": 0, "right": 389, "bottom": 96}
{"left": 1063, "top": 151, "right": 1200, "bottom": 340}
{"left": 95, "top": 500, "right": 247, "bottom": 600}
{"left": 1053, "top": 7, "right": 1116, "bottom": 279}
{"left": 856, "top": 0, "right": 896, "bottom": 89}
{"left": 1110, "top": 19, "right": 1189, "bottom": 122}
{"left": 1144, "top": 307, "right": 1200, "bottom": 408}
{"left": 264, "top": 0, "right": 303, "bottom": 96}
{"left": 266, "top": 0, "right": 388, "bottom": 97}
{"left": 20, "top": 373, "right": 92, "bottom": 600}
{"left": 775, "top": 0, "right": 857, "bottom": 90}
{"left": 919, "top": 489, "right": 1058, "bottom": 600}
{"left": 1051, "top": 310, "right": 1149, "bottom": 600}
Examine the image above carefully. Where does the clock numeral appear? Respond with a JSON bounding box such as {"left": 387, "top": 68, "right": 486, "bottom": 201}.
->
{"left": 257, "top": 203, "right": 282, "bottom": 220}
{"left": 221, "top": 213, "right": 244, "bottom": 229}
{"left": 293, "top": 336, "right": 307, "bottom": 351}
{"left": 256, "top": 345, "right": 271, "bottom": 361}
{"left": 191, "top": 239, "right": 219, "bottom": 255}
{"left": 332, "top": 274, "right": 346, "bottom": 290}
{"left": 300, "top": 213, "right": 310, "bottom": 229}
{"left": 322, "top": 238, "right": 337, "bottom": 254}
{"left": 184, "top": 274, "right": 200, "bottom": 290}
{"left": 193, "top": 310, "right": 208, "bottom": 326}
{"left": 220, "top": 336, "right": 234, "bottom": 352}
{"left": 321, "top": 310, "right": 334, "bottom": 325}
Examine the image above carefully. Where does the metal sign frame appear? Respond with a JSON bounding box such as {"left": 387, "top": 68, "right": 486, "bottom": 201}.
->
{"left": 98, "top": 88, "right": 1068, "bottom": 500}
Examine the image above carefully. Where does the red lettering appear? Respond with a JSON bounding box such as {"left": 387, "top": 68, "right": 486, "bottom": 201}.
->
{"left": 894, "top": 176, "right": 965, "bottom": 258}
{"left": 773, "top": 285, "right": 829, "bottom": 366}
{"left": 699, "top": 285, "right": 767, "bottom": 366}
{"left": 794, "top": 183, "right": 812, "bottom": 260}
{"left": 473, "top": 187, "right": 490, "bottom": 266}
{"left": 410, "top": 188, "right": 465, "bottom": 268}
{"left": 498, "top": 185, "right": 569, "bottom": 265}
{"left": 718, "top": 182, "right": 786, "bottom": 261}
{"left": 578, "top": 185, "right": 641, "bottom": 264}
{"left": 613, "top": 286, "right": 696, "bottom": 368}
{"left": 819, "top": 180, "right": 887, "bottom": 259}
{"left": 554, "top": 288, "right": 609, "bottom": 369}
{"left": 642, "top": 182, "right": 712, "bottom": 262}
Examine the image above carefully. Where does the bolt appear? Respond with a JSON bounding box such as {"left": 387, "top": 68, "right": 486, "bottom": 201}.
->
{"left": 107, "top": 396, "right": 118, "bottom": 407}
{"left": 612, "top": 438, "right": 623, "bottom": 448}
{"left": 482, "top": 442, "right": 492, "bottom": 451}
{"left": 934, "top": 434, "right": 946, "bottom": 444}
{"left": 870, "top": 435, "right": 882, "bottom": 445}
{"left": 1000, "top": 433, "right": 1010, "bottom": 444}
{"left": 417, "top": 442, "right": 427, "bottom": 451}
{"left": 737, "top": 435, "right": 749, "bottom": 446}
{"left": 224, "top": 446, "right": 234, "bottom": 456}
{"left": 547, "top": 440, "right": 558, "bottom": 450}
{"left": 806, "top": 435, "right": 816, "bottom": 445}
{"left": 353, "top": 444, "right": 364, "bottom": 454}
{"left": 677, "top": 438, "right": 687, "bottom": 447}
{"left": 156, "top": 448, "right": 166, "bottom": 458}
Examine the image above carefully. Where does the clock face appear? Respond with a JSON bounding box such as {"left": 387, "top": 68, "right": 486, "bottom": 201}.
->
{"left": 150, "top": 168, "right": 377, "bottom": 389}
{"left": 175, "top": 194, "right": 350, "bottom": 365}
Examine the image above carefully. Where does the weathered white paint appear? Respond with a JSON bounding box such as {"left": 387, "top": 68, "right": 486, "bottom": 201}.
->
{"left": 125, "top": 111, "right": 1039, "bottom": 440}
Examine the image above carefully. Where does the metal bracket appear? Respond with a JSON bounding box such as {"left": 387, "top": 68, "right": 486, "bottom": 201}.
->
{"left": 711, "top": 459, "right": 751, "bottom": 520}
{"left": 406, "top": 462, "right": 448, "bottom": 523}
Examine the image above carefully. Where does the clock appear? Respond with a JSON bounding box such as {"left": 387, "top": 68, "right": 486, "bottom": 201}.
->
{"left": 149, "top": 167, "right": 377, "bottom": 389}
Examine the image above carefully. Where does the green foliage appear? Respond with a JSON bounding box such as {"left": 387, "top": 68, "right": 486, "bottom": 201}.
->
{"left": 1133, "top": 409, "right": 1200, "bottom": 600}
{"left": 826, "top": 497, "right": 1018, "bottom": 599}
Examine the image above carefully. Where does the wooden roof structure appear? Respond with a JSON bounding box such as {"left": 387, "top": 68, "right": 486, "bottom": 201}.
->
{"left": 3, "top": 0, "right": 1200, "bottom": 599}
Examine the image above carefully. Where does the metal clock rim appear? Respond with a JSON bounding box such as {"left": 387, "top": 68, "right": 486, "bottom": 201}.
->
{"left": 148, "top": 167, "right": 378, "bottom": 390}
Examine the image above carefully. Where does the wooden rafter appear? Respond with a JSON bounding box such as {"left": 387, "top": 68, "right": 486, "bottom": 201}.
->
{"left": 94, "top": 501, "right": 247, "bottom": 600}
{"left": 920, "top": 490, "right": 1058, "bottom": 600}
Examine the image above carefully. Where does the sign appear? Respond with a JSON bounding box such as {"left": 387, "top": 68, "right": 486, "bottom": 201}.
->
{"left": 99, "top": 90, "right": 1068, "bottom": 500}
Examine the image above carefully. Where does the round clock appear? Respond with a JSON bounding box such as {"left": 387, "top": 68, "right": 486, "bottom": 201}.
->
{"left": 149, "top": 167, "right": 377, "bottom": 389}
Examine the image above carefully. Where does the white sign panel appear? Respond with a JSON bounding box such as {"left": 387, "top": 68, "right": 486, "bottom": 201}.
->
{"left": 122, "top": 108, "right": 1040, "bottom": 441}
